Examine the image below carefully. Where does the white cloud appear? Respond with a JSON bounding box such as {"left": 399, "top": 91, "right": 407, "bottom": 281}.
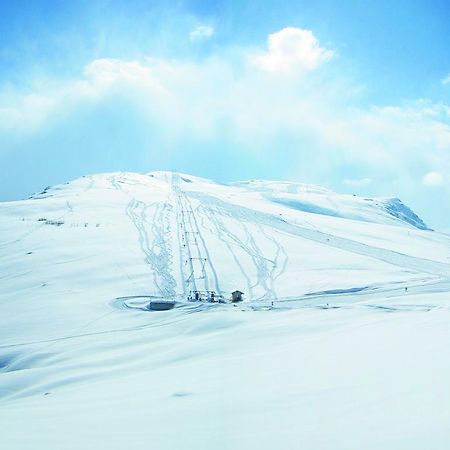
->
{"left": 423, "top": 171, "right": 445, "bottom": 187}
{"left": 442, "top": 74, "right": 450, "bottom": 86}
{"left": 0, "top": 93, "right": 57, "bottom": 134}
{"left": 252, "top": 27, "right": 334, "bottom": 73}
{"left": 81, "top": 58, "right": 168, "bottom": 96}
{"left": 189, "top": 25, "right": 214, "bottom": 42}
{"left": 0, "top": 58, "right": 171, "bottom": 134}
{"left": 1, "top": 30, "right": 450, "bottom": 205}
{"left": 2, "top": 55, "right": 450, "bottom": 167}
{"left": 343, "top": 178, "right": 372, "bottom": 187}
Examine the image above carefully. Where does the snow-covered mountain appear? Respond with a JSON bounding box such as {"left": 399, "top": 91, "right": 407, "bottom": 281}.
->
{"left": 1, "top": 171, "right": 450, "bottom": 450}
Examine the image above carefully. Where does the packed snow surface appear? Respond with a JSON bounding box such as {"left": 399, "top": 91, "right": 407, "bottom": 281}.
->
{"left": 1, "top": 171, "right": 450, "bottom": 449}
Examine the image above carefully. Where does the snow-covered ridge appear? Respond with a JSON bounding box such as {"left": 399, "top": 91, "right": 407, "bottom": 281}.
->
{"left": 3, "top": 170, "right": 447, "bottom": 310}
{"left": 2, "top": 171, "right": 450, "bottom": 449}
{"left": 233, "top": 178, "right": 428, "bottom": 230}
{"left": 2, "top": 168, "right": 449, "bottom": 325}
{"left": 29, "top": 171, "right": 427, "bottom": 229}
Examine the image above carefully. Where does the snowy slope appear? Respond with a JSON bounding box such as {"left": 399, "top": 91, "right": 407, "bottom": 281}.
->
{"left": 234, "top": 179, "right": 428, "bottom": 229}
{"left": 1, "top": 171, "right": 450, "bottom": 450}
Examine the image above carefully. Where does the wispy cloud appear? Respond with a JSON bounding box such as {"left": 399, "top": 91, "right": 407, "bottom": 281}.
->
{"left": 189, "top": 24, "right": 214, "bottom": 42}
{"left": 0, "top": 27, "right": 449, "bottom": 215}
{"left": 442, "top": 74, "right": 450, "bottom": 86}
{"left": 423, "top": 171, "right": 445, "bottom": 187}
{"left": 343, "top": 178, "right": 372, "bottom": 187}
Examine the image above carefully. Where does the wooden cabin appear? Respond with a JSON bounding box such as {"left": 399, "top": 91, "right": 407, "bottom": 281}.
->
{"left": 231, "top": 290, "right": 244, "bottom": 303}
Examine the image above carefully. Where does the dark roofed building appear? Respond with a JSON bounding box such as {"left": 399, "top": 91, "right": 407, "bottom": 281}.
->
{"left": 231, "top": 290, "right": 244, "bottom": 303}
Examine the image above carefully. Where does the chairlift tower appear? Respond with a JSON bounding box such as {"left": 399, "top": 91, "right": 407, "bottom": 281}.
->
{"left": 172, "top": 172, "right": 221, "bottom": 302}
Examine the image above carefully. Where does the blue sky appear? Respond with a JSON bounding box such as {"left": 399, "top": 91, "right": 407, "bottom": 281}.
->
{"left": 1, "top": 0, "right": 450, "bottom": 229}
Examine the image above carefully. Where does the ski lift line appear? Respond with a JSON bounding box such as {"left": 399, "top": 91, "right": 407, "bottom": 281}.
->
{"left": 173, "top": 179, "right": 198, "bottom": 292}
{"left": 176, "top": 192, "right": 197, "bottom": 291}
{"left": 172, "top": 172, "right": 222, "bottom": 297}
{"left": 187, "top": 205, "right": 211, "bottom": 290}
{"left": 183, "top": 195, "right": 222, "bottom": 295}
{"left": 181, "top": 198, "right": 206, "bottom": 290}
{"left": 182, "top": 197, "right": 210, "bottom": 291}
{"left": 172, "top": 176, "right": 213, "bottom": 294}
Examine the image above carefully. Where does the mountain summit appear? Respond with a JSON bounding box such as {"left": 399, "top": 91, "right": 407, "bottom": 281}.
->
{"left": 3, "top": 170, "right": 446, "bottom": 309}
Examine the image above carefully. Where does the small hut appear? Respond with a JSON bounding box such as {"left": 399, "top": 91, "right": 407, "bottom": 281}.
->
{"left": 231, "top": 290, "right": 244, "bottom": 303}
{"left": 148, "top": 300, "right": 176, "bottom": 311}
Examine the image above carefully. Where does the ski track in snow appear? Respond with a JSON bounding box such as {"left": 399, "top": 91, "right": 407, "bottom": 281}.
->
{"left": 3, "top": 170, "right": 450, "bottom": 437}
{"left": 111, "top": 175, "right": 177, "bottom": 297}
{"left": 197, "top": 203, "right": 289, "bottom": 301}
{"left": 197, "top": 205, "right": 254, "bottom": 298}
{"left": 188, "top": 191, "right": 450, "bottom": 279}
{"left": 258, "top": 224, "right": 289, "bottom": 294}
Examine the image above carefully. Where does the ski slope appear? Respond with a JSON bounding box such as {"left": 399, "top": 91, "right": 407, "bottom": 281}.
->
{"left": 1, "top": 171, "right": 450, "bottom": 450}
